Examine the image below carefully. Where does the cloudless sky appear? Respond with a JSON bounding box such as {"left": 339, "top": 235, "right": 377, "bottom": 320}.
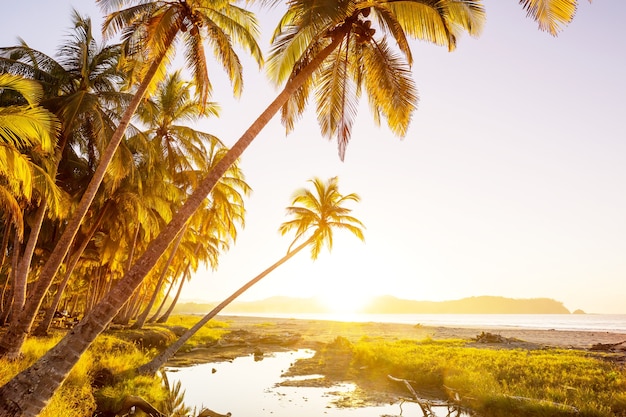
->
{"left": 2, "top": 1, "right": 625, "bottom": 314}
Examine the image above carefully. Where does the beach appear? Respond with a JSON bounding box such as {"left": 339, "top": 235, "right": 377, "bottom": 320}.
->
{"left": 212, "top": 314, "right": 626, "bottom": 350}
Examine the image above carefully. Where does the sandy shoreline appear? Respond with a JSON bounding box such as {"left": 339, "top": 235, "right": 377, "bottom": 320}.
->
{"left": 214, "top": 314, "right": 626, "bottom": 350}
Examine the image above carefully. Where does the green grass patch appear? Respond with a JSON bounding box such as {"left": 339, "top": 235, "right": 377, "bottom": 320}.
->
{"left": 317, "top": 337, "right": 626, "bottom": 417}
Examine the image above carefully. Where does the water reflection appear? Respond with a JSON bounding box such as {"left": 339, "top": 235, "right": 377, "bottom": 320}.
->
{"left": 165, "top": 349, "right": 469, "bottom": 417}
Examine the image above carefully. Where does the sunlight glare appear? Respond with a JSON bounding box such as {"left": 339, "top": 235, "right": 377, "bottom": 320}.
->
{"left": 319, "top": 291, "right": 371, "bottom": 315}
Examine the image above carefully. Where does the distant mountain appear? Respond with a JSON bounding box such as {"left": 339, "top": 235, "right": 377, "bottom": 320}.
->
{"left": 174, "top": 295, "right": 571, "bottom": 315}
{"left": 361, "top": 295, "right": 570, "bottom": 314}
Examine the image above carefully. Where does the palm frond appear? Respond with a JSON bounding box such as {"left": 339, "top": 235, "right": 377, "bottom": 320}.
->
{"left": 361, "top": 38, "right": 417, "bottom": 137}
{"left": 519, "top": 0, "right": 578, "bottom": 35}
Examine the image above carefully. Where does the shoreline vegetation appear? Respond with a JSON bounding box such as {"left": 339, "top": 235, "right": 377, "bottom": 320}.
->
{"left": 3, "top": 314, "right": 626, "bottom": 417}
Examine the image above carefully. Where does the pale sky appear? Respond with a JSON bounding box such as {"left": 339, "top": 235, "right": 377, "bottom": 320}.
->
{"left": 3, "top": 1, "right": 625, "bottom": 314}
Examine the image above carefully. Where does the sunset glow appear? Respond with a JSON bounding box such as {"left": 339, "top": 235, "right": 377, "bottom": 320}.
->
{"left": 319, "top": 291, "right": 372, "bottom": 315}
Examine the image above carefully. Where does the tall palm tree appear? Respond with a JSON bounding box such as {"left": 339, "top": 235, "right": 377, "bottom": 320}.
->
{"left": 130, "top": 70, "right": 248, "bottom": 329}
{"left": 0, "top": 73, "right": 61, "bottom": 331}
{"left": 0, "top": 1, "right": 582, "bottom": 413}
{"left": 138, "top": 176, "right": 364, "bottom": 375}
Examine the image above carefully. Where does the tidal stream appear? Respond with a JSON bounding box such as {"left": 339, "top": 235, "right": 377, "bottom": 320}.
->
{"left": 165, "top": 349, "right": 469, "bottom": 417}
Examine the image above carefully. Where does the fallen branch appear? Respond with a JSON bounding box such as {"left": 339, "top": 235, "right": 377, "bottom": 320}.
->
{"left": 117, "top": 395, "right": 165, "bottom": 417}
{"left": 387, "top": 375, "right": 450, "bottom": 417}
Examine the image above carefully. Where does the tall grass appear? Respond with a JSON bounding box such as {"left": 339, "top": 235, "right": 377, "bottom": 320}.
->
{"left": 0, "top": 317, "right": 228, "bottom": 417}
{"left": 0, "top": 332, "right": 96, "bottom": 417}
{"left": 323, "top": 337, "right": 626, "bottom": 417}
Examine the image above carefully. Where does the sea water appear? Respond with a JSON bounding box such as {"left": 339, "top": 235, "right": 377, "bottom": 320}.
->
{"left": 220, "top": 312, "right": 626, "bottom": 333}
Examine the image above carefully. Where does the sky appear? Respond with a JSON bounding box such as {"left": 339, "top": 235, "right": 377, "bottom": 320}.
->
{"left": 2, "top": 1, "right": 625, "bottom": 314}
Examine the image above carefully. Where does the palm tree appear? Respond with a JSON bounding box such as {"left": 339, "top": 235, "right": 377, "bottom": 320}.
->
{"left": 0, "top": 73, "right": 60, "bottom": 240}
{"left": 0, "top": 73, "right": 61, "bottom": 331}
{"left": 137, "top": 176, "right": 364, "bottom": 375}
{"left": 130, "top": 70, "right": 248, "bottom": 329}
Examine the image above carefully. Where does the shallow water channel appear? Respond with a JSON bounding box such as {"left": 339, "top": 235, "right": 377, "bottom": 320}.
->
{"left": 165, "top": 349, "right": 470, "bottom": 417}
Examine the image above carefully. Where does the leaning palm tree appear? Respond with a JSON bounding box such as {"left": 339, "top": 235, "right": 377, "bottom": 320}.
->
{"left": 137, "top": 176, "right": 364, "bottom": 375}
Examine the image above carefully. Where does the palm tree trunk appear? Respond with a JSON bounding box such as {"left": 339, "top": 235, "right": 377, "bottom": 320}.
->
{"left": 0, "top": 219, "right": 10, "bottom": 272}
{"left": 32, "top": 204, "right": 110, "bottom": 336}
{"left": 148, "top": 273, "right": 176, "bottom": 323}
{"left": 0, "top": 222, "right": 12, "bottom": 317}
{"left": 156, "top": 272, "right": 186, "bottom": 324}
{"left": 153, "top": 242, "right": 200, "bottom": 323}
{"left": 138, "top": 238, "right": 312, "bottom": 375}
{"left": 13, "top": 200, "right": 47, "bottom": 308}
{"left": 8, "top": 231, "right": 23, "bottom": 327}
{"left": 0, "top": 47, "right": 171, "bottom": 359}
{"left": 132, "top": 226, "right": 186, "bottom": 329}
{"left": 0, "top": 34, "right": 342, "bottom": 417}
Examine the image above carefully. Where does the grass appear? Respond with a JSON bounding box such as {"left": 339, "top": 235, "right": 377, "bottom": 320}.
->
{"left": 0, "top": 317, "right": 228, "bottom": 417}
{"left": 317, "top": 336, "right": 626, "bottom": 417}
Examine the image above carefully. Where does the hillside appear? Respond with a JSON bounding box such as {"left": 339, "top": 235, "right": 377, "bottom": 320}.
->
{"left": 174, "top": 295, "right": 571, "bottom": 315}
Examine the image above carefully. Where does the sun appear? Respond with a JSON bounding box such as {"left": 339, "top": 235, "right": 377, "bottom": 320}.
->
{"left": 319, "top": 291, "right": 372, "bottom": 315}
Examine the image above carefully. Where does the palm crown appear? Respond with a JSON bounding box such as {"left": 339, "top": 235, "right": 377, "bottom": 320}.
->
{"left": 267, "top": 0, "right": 486, "bottom": 160}
{"left": 279, "top": 176, "right": 365, "bottom": 259}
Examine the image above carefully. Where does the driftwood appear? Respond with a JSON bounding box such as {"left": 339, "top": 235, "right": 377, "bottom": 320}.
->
{"left": 387, "top": 375, "right": 460, "bottom": 417}
{"left": 117, "top": 395, "right": 165, "bottom": 417}
{"left": 590, "top": 340, "right": 626, "bottom": 351}
{"left": 197, "top": 408, "right": 232, "bottom": 417}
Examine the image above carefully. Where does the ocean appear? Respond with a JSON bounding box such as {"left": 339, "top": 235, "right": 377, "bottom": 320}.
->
{"left": 220, "top": 312, "right": 626, "bottom": 333}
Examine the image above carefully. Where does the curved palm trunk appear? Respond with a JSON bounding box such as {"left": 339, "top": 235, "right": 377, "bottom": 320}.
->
{"left": 0, "top": 46, "right": 170, "bottom": 359}
{"left": 138, "top": 238, "right": 312, "bottom": 375}
{"left": 131, "top": 227, "right": 186, "bottom": 329}
{"left": 0, "top": 34, "right": 342, "bottom": 417}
